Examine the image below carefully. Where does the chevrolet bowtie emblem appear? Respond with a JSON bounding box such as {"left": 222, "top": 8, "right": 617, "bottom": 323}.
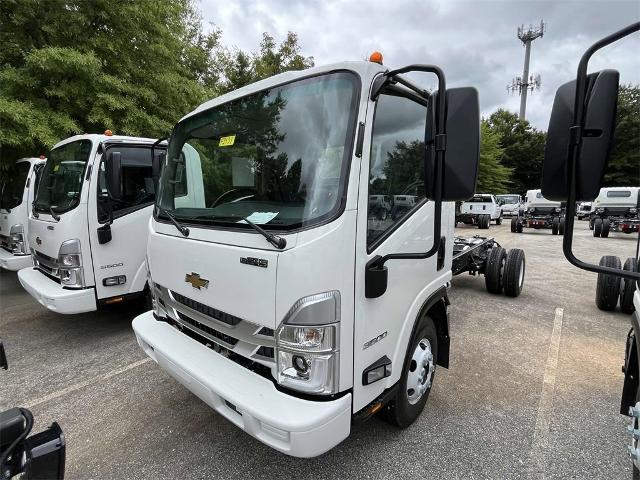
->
{"left": 185, "top": 272, "right": 209, "bottom": 290}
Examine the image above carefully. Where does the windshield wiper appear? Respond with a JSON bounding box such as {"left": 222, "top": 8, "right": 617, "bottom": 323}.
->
{"left": 49, "top": 207, "right": 60, "bottom": 221}
{"left": 240, "top": 216, "right": 286, "bottom": 249}
{"left": 157, "top": 207, "right": 189, "bottom": 237}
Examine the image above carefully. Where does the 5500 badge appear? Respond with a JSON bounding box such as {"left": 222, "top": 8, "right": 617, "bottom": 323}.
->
{"left": 100, "top": 263, "right": 123, "bottom": 269}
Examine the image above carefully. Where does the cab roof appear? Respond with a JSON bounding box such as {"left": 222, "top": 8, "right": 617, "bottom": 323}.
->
{"left": 51, "top": 134, "right": 161, "bottom": 150}
{"left": 181, "top": 61, "right": 386, "bottom": 123}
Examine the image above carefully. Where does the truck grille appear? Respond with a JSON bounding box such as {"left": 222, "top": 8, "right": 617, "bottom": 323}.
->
{"left": 33, "top": 250, "right": 59, "bottom": 278}
{"left": 172, "top": 291, "right": 243, "bottom": 326}
{"left": 155, "top": 285, "right": 276, "bottom": 367}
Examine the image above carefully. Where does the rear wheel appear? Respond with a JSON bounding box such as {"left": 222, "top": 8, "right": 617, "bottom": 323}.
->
{"left": 503, "top": 248, "right": 526, "bottom": 297}
{"left": 593, "top": 218, "right": 603, "bottom": 237}
{"left": 595, "top": 255, "right": 622, "bottom": 311}
{"left": 495, "top": 214, "right": 502, "bottom": 225}
{"left": 552, "top": 218, "right": 559, "bottom": 235}
{"left": 384, "top": 315, "right": 438, "bottom": 428}
{"left": 621, "top": 257, "right": 638, "bottom": 314}
{"left": 602, "top": 218, "right": 611, "bottom": 238}
{"left": 485, "top": 246, "right": 507, "bottom": 294}
{"left": 511, "top": 217, "right": 518, "bottom": 233}
{"left": 558, "top": 216, "right": 565, "bottom": 235}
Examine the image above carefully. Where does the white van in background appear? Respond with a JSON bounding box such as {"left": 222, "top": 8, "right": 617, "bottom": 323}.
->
{"left": 0, "top": 157, "right": 46, "bottom": 271}
{"left": 18, "top": 133, "right": 166, "bottom": 314}
{"left": 496, "top": 194, "right": 522, "bottom": 217}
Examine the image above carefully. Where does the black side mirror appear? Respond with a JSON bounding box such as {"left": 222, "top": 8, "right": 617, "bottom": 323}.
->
{"left": 540, "top": 21, "right": 639, "bottom": 282}
{"left": 426, "top": 87, "right": 480, "bottom": 201}
{"left": 106, "top": 151, "right": 122, "bottom": 200}
{"left": 542, "top": 69, "right": 619, "bottom": 201}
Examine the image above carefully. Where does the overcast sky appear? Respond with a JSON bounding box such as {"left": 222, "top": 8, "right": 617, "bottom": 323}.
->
{"left": 199, "top": 0, "right": 640, "bottom": 130}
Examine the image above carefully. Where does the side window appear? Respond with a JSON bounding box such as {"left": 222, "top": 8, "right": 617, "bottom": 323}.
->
{"left": 367, "top": 93, "right": 427, "bottom": 247}
{"left": 97, "top": 147, "right": 159, "bottom": 223}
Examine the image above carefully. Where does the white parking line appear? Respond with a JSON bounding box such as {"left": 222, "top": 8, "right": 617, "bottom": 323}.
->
{"left": 529, "top": 307, "right": 564, "bottom": 479}
{"left": 24, "top": 358, "right": 151, "bottom": 409}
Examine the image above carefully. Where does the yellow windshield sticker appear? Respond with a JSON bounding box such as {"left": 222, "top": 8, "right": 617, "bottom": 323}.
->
{"left": 219, "top": 135, "right": 236, "bottom": 147}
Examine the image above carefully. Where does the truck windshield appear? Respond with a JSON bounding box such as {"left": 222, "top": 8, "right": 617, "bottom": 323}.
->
{"left": 467, "top": 196, "right": 492, "bottom": 203}
{"left": 34, "top": 140, "right": 92, "bottom": 214}
{"left": 497, "top": 195, "right": 519, "bottom": 204}
{"left": 0, "top": 161, "right": 31, "bottom": 210}
{"left": 158, "top": 71, "right": 359, "bottom": 231}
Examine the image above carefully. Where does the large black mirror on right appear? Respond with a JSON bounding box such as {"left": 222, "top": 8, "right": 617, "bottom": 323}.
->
{"left": 540, "top": 21, "right": 639, "bottom": 281}
{"left": 542, "top": 69, "right": 619, "bottom": 202}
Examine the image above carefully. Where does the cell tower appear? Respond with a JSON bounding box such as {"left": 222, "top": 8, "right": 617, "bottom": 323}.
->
{"left": 507, "top": 20, "right": 545, "bottom": 120}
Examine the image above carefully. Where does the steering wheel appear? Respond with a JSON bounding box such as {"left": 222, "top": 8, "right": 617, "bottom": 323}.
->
{"left": 209, "top": 187, "right": 256, "bottom": 208}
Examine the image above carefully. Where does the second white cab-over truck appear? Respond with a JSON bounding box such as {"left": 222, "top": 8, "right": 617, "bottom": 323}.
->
{"left": 132, "top": 58, "right": 485, "bottom": 457}
{"left": 0, "top": 157, "right": 46, "bottom": 271}
{"left": 18, "top": 133, "right": 165, "bottom": 314}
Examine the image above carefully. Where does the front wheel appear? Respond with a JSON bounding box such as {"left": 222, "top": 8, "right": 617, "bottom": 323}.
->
{"left": 602, "top": 218, "right": 611, "bottom": 238}
{"left": 552, "top": 218, "right": 559, "bottom": 235}
{"left": 384, "top": 315, "right": 438, "bottom": 428}
{"left": 495, "top": 215, "right": 502, "bottom": 225}
{"left": 511, "top": 217, "right": 518, "bottom": 233}
{"left": 559, "top": 216, "right": 565, "bottom": 236}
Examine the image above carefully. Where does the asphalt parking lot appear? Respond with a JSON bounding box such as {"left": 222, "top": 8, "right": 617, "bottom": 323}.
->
{"left": 1, "top": 219, "right": 638, "bottom": 479}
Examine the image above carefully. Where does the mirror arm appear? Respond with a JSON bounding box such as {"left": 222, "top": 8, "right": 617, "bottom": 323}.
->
{"left": 371, "top": 66, "right": 447, "bottom": 270}
{"left": 561, "top": 21, "right": 640, "bottom": 282}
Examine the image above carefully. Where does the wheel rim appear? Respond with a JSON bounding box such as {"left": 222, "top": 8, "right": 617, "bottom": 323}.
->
{"left": 406, "top": 338, "right": 434, "bottom": 405}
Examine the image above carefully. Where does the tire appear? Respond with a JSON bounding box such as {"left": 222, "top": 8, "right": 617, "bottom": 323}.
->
{"left": 511, "top": 217, "right": 518, "bottom": 233}
{"left": 495, "top": 215, "right": 502, "bottom": 226}
{"left": 384, "top": 315, "right": 438, "bottom": 428}
{"left": 593, "top": 218, "right": 603, "bottom": 237}
{"left": 595, "top": 255, "right": 621, "bottom": 311}
{"left": 483, "top": 215, "right": 491, "bottom": 229}
{"left": 621, "top": 257, "right": 638, "bottom": 314}
{"left": 558, "top": 216, "right": 565, "bottom": 236}
{"left": 485, "top": 246, "right": 507, "bottom": 294}
{"left": 379, "top": 209, "right": 388, "bottom": 221}
{"left": 516, "top": 220, "right": 523, "bottom": 233}
{"left": 602, "top": 218, "right": 611, "bottom": 238}
{"left": 503, "top": 248, "right": 525, "bottom": 297}
{"left": 552, "top": 218, "right": 559, "bottom": 235}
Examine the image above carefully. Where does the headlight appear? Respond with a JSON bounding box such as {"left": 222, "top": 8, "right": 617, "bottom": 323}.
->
{"left": 276, "top": 291, "right": 340, "bottom": 395}
{"left": 57, "top": 239, "right": 84, "bottom": 287}
{"left": 630, "top": 208, "right": 637, "bottom": 214}
{"left": 554, "top": 207, "right": 562, "bottom": 213}
{"left": 8, "top": 224, "right": 27, "bottom": 254}
{"left": 528, "top": 207, "right": 534, "bottom": 213}
{"left": 597, "top": 208, "right": 605, "bottom": 213}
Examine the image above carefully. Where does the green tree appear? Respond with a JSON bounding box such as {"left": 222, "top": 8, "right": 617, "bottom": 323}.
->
{"left": 486, "top": 109, "right": 546, "bottom": 194}
{"left": 606, "top": 84, "right": 640, "bottom": 186}
{"left": 216, "top": 32, "right": 314, "bottom": 94}
{"left": 477, "top": 119, "right": 511, "bottom": 194}
{"left": 0, "top": 0, "right": 219, "bottom": 168}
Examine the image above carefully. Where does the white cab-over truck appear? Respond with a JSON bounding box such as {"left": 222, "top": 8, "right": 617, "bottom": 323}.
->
{"left": 0, "top": 157, "right": 46, "bottom": 271}
{"left": 589, "top": 186, "right": 639, "bottom": 237}
{"left": 132, "top": 59, "right": 482, "bottom": 457}
{"left": 18, "top": 133, "right": 165, "bottom": 314}
{"left": 496, "top": 194, "right": 522, "bottom": 217}
{"left": 512, "top": 189, "right": 565, "bottom": 235}
{"left": 456, "top": 193, "right": 502, "bottom": 229}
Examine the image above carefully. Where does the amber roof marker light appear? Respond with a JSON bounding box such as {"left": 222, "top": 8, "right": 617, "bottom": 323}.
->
{"left": 369, "top": 51, "right": 383, "bottom": 65}
{"left": 104, "top": 129, "right": 113, "bottom": 136}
